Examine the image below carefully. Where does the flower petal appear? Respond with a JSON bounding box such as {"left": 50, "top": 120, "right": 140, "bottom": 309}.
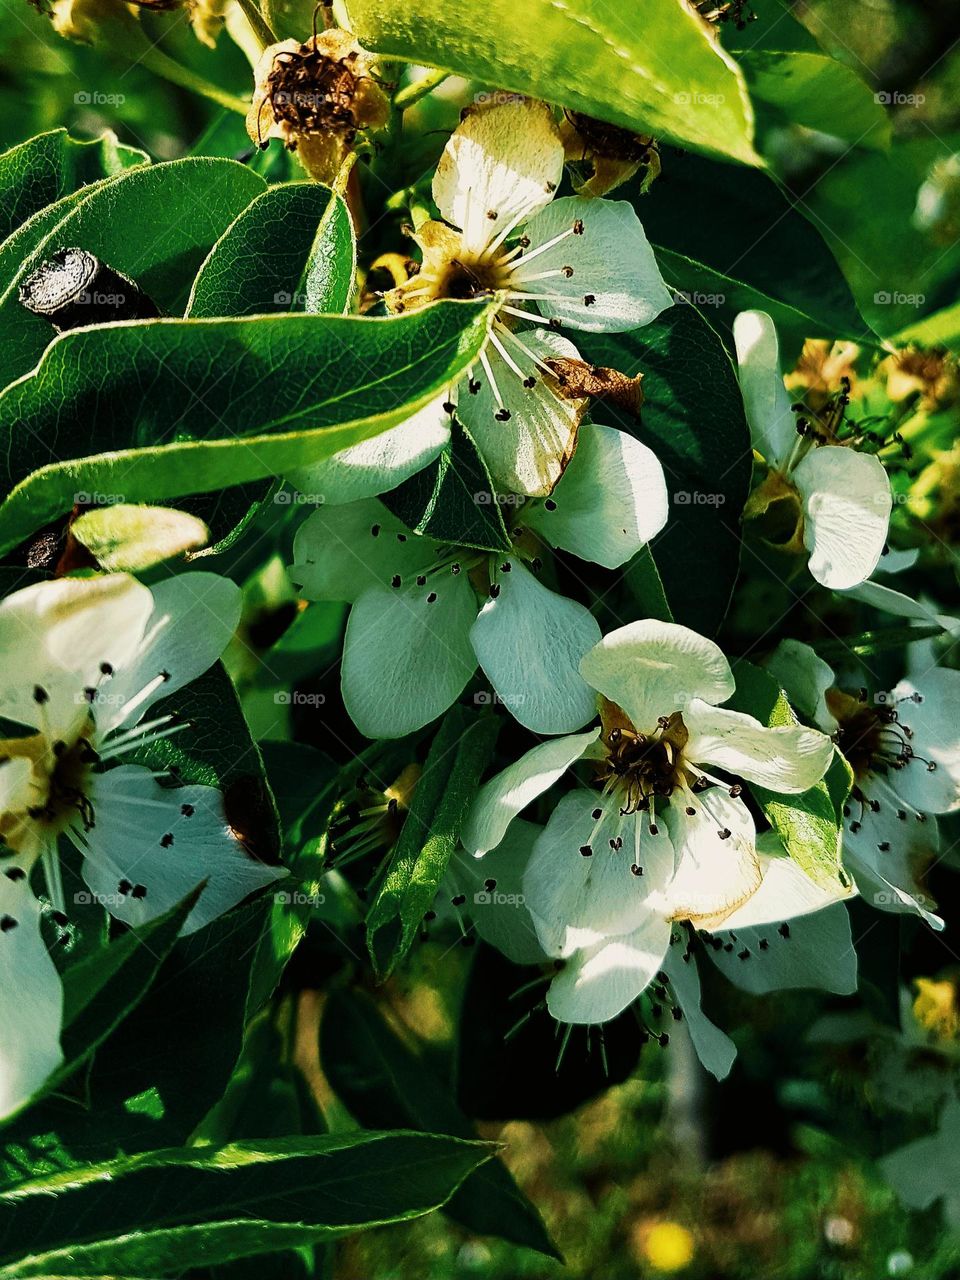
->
{"left": 432, "top": 98, "right": 563, "bottom": 254}
{"left": 342, "top": 575, "right": 477, "bottom": 739}
{"left": 0, "top": 872, "right": 64, "bottom": 1121}
{"left": 684, "top": 698, "right": 834, "bottom": 794}
{"left": 698, "top": 835, "right": 853, "bottom": 932}
{"left": 470, "top": 559, "right": 600, "bottom": 735}
{"left": 0, "top": 575, "right": 152, "bottom": 738}
{"left": 844, "top": 776, "right": 943, "bottom": 927}
{"left": 885, "top": 671, "right": 960, "bottom": 814}
{"left": 659, "top": 788, "right": 762, "bottom": 924}
{"left": 661, "top": 945, "right": 737, "bottom": 1080}
{"left": 98, "top": 573, "right": 241, "bottom": 734}
{"left": 524, "top": 423, "right": 668, "bottom": 569}
{"left": 448, "top": 819, "right": 548, "bottom": 965}
{"left": 579, "top": 619, "right": 735, "bottom": 733}
{"left": 459, "top": 328, "right": 585, "bottom": 497}
{"left": 732, "top": 309, "right": 797, "bottom": 466}
{"left": 706, "top": 901, "right": 857, "bottom": 996}
{"left": 523, "top": 790, "right": 674, "bottom": 956}
{"left": 460, "top": 727, "right": 599, "bottom": 855}
{"left": 285, "top": 397, "right": 451, "bottom": 506}
{"left": 83, "top": 765, "right": 282, "bottom": 935}
{"left": 290, "top": 499, "right": 438, "bottom": 604}
{"left": 792, "top": 446, "right": 891, "bottom": 589}
{"left": 515, "top": 196, "right": 673, "bottom": 332}
{"left": 546, "top": 915, "right": 672, "bottom": 1024}
{"left": 764, "top": 639, "right": 838, "bottom": 733}
{"left": 839, "top": 578, "right": 960, "bottom": 637}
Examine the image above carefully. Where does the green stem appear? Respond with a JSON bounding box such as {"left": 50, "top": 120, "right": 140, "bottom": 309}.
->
{"left": 393, "top": 68, "right": 451, "bottom": 112}
{"left": 332, "top": 149, "right": 358, "bottom": 197}
{"left": 136, "top": 44, "right": 250, "bottom": 115}
{"left": 235, "top": 0, "right": 277, "bottom": 52}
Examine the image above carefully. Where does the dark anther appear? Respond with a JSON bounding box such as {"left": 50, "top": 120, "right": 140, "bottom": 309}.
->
{"left": 4, "top": 868, "right": 25, "bottom": 882}
{"left": 415, "top": 575, "right": 427, "bottom": 586}
{"left": 592, "top": 808, "right": 602, "bottom": 819}
{"left": 583, "top": 294, "right": 596, "bottom": 306}
{"left": 778, "top": 922, "right": 790, "bottom": 939}
{"left": 572, "top": 219, "right": 585, "bottom": 234}
{"left": 630, "top": 864, "right": 643, "bottom": 876}
{"left": 371, "top": 524, "right": 381, "bottom": 537}
{"left": 544, "top": 498, "right": 558, "bottom": 511}
{"left": 579, "top": 844, "right": 593, "bottom": 857}
{"left": 33, "top": 685, "right": 49, "bottom": 705}
{"left": 489, "top": 583, "right": 501, "bottom": 599}
{"left": 469, "top": 379, "right": 482, "bottom": 394}
{"left": 451, "top": 894, "right": 466, "bottom": 906}
{"left": 495, "top": 408, "right": 512, "bottom": 421}
{"left": 0, "top": 915, "right": 18, "bottom": 932}
{"left": 522, "top": 376, "right": 537, "bottom": 388}
{"left": 118, "top": 879, "right": 133, "bottom": 895}
{"left": 181, "top": 804, "right": 195, "bottom": 817}
{"left": 391, "top": 575, "right": 402, "bottom": 589}
{"left": 685, "top": 806, "right": 696, "bottom": 816}
{"left": 426, "top": 592, "right": 437, "bottom": 604}
{"left": 160, "top": 833, "right": 174, "bottom": 848}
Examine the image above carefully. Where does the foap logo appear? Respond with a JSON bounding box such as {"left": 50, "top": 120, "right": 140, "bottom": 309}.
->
{"left": 74, "top": 90, "right": 126, "bottom": 106}
{"left": 674, "top": 490, "right": 725, "bottom": 507}
{"left": 473, "top": 690, "right": 526, "bottom": 707}
{"left": 875, "top": 90, "right": 925, "bottom": 107}
{"left": 274, "top": 490, "right": 325, "bottom": 506}
{"left": 274, "top": 691, "right": 326, "bottom": 707}
{"left": 674, "top": 91, "right": 725, "bottom": 106}
{"left": 874, "top": 290, "right": 926, "bottom": 307}
{"left": 272, "top": 290, "right": 310, "bottom": 306}
{"left": 474, "top": 490, "right": 523, "bottom": 507}
{"left": 473, "top": 889, "right": 525, "bottom": 907}
{"left": 675, "top": 289, "right": 726, "bottom": 308}
{"left": 74, "top": 491, "right": 124, "bottom": 506}
{"left": 275, "top": 889, "right": 326, "bottom": 907}
{"left": 474, "top": 90, "right": 526, "bottom": 108}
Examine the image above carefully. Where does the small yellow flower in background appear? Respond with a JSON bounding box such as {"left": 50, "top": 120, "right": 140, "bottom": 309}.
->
{"left": 634, "top": 1220, "right": 696, "bottom": 1272}
{"left": 786, "top": 338, "right": 861, "bottom": 413}
{"left": 246, "top": 26, "right": 389, "bottom": 183}
{"left": 913, "top": 976, "right": 960, "bottom": 1044}
{"left": 881, "top": 346, "right": 959, "bottom": 412}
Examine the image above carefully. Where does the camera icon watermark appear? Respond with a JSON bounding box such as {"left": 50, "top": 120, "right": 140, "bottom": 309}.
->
{"left": 74, "top": 490, "right": 125, "bottom": 506}
{"left": 274, "top": 490, "right": 324, "bottom": 505}
{"left": 674, "top": 490, "right": 725, "bottom": 507}
{"left": 473, "top": 890, "right": 525, "bottom": 907}
{"left": 74, "top": 90, "right": 126, "bottom": 106}
{"left": 874, "top": 290, "right": 925, "bottom": 307}
{"left": 274, "top": 691, "right": 326, "bottom": 707}
{"left": 275, "top": 889, "right": 326, "bottom": 907}
{"left": 474, "top": 690, "right": 526, "bottom": 707}
{"left": 674, "top": 91, "right": 726, "bottom": 106}
{"left": 874, "top": 91, "right": 925, "bottom": 107}
{"left": 675, "top": 289, "right": 725, "bottom": 308}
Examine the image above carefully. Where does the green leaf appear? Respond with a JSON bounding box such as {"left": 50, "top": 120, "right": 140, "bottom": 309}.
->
{"left": 0, "top": 300, "right": 492, "bottom": 557}
{"left": 0, "top": 1132, "right": 492, "bottom": 1277}
{"left": 577, "top": 302, "right": 752, "bottom": 636}
{"left": 344, "top": 0, "right": 759, "bottom": 166}
{"left": 38, "top": 891, "right": 203, "bottom": 1104}
{"left": 70, "top": 504, "right": 209, "bottom": 571}
{"left": 895, "top": 300, "right": 960, "bottom": 351}
{"left": 132, "top": 661, "right": 281, "bottom": 865}
{"left": 623, "top": 544, "right": 674, "bottom": 624}
{"left": 0, "top": 157, "right": 266, "bottom": 390}
{"left": 0, "top": 129, "right": 146, "bottom": 244}
{"left": 187, "top": 181, "right": 355, "bottom": 319}
{"left": 366, "top": 706, "right": 499, "bottom": 977}
{"left": 633, "top": 150, "right": 871, "bottom": 346}
{"left": 321, "top": 990, "right": 558, "bottom": 1258}
{"left": 727, "top": 659, "right": 850, "bottom": 891}
{"left": 737, "top": 50, "right": 890, "bottom": 151}
{"left": 382, "top": 419, "right": 511, "bottom": 552}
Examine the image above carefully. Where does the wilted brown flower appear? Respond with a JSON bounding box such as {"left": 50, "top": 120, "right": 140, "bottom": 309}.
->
{"left": 559, "top": 110, "right": 660, "bottom": 197}
{"left": 246, "top": 27, "right": 389, "bottom": 183}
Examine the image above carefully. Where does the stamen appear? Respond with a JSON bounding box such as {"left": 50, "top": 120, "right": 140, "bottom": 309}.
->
{"left": 509, "top": 223, "right": 578, "bottom": 271}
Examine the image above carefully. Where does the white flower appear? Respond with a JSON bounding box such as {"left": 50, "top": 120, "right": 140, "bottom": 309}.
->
{"left": 375, "top": 98, "right": 672, "bottom": 498}
{"left": 458, "top": 619, "right": 839, "bottom": 1030}
{"left": 0, "top": 573, "right": 283, "bottom": 1121}
{"left": 447, "top": 822, "right": 855, "bottom": 1079}
{"left": 734, "top": 309, "right": 892, "bottom": 590}
{"left": 767, "top": 638, "right": 960, "bottom": 928}
{"left": 290, "top": 423, "right": 667, "bottom": 740}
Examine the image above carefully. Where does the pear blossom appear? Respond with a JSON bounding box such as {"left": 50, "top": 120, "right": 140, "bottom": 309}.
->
{"left": 382, "top": 97, "right": 673, "bottom": 497}
{"left": 459, "top": 619, "right": 839, "bottom": 1030}
{"left": 734, "top": 309, "right": 892, "bottom": 590}
{"left": 0, "top": 572, "right": 283, "bottom": 1121}
{"left": 767, "top": 639, "right": 960, "bottom": 928}
{"left": 448, "top": 822, "right": 854, "bottom": 1077}
{"left": 290, "top": 422, "right": 668, "bottom": 739}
